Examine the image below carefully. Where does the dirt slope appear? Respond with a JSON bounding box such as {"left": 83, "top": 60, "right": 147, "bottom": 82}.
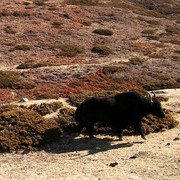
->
{"left": 0, "top": 1, "right": 179, "bottom": 179}
{"left": 0, "top": 0, "right": 180, "bottom": 104}
{"left": 0, "top": 89, "right": 179, "bottom": 180}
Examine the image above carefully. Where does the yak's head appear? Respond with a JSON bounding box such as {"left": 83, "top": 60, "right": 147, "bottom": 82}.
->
{"left": 148, "top": 92, "right": 165, "bottom": 118}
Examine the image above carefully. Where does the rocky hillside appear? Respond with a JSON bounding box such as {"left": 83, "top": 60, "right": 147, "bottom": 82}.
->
{"left": 0, "top": 0, "right": 179, "bottom": 104}
{"left": 129, "top": 0, "right": 180, "bottom": 16}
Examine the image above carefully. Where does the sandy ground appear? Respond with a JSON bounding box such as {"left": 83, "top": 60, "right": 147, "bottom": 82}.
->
{"left": 0, "top": 89, "right": 179, "bottom": 180}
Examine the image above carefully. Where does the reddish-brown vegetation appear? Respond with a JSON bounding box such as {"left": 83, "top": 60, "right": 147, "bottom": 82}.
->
{"left": 0, "top": 1, "right": 179, "bottom": 152}
{"left": 0, "top": 89, "right": 14, "bottom": 104}
{"left": 0, "top": 107, "right": 61, "bottom": 152}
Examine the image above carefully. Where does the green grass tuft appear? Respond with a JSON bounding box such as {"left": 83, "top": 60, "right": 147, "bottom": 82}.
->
{"left": 93, "top": 29, "right": 113, "bottom": 36}
{"left": 0, "top": 107, "right": 61, "bottom": 152}
{"left": 91, "top": 45, "right": 112, "bottom": 56}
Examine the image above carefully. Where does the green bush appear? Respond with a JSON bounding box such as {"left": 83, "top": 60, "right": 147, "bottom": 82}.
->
{"left": 0, "top": 71, "right": 21, "bottom": 89}
{"left": 13, "top": 44, "right": 31, "bottom": 51}
{"left": 95, "top": 109, "right": 178, "bottom": 136}
{"left": 141, "top": 29, "right": 157, "bottom": 35}
{"left": 129, "top": 57, "right": 145, "bottom": 65}
{"left": 109, "top": 0, "right": 164, "bottom": 18}
{"left": 145, "top": 19, "right": 161, "bottom": 25}
{"left": 165, "top": 25, "right": 180, "bottom": 34}
{"left": 82, "top": 21, "right": 92, "bottom": 26}
{"left": 170, "top": 40, "right": 180, "bottom": 46}
{"left": 16, "top": 62, "right": 49, "bottom": 69}
{"left": 52, "top": 21, "right": 63, "bottom": 28}
{"left": 4, "top": 26, "right": 16, "bottom": 34}
{"left": 64, "top": 0, "right": 100, "bottom": 6}
{"left": 93, "top": 29, "right": 113, "bottom": 36}
{"left": 0, "top": 107, "right": 61, "bottom": 152}
{"left": 142, "top": 110, "right": 178, "bottom": 134}
{"left": 56, "top": 108, "right": 77, "bottom": 133}
{"left": 103, "top": 66, "right": 128, "bottom": 74}
{"left": 0, "top": 71, "right": 35, "bottom": 89}
{"left": 91, "top": 45, "right": 112, "bottom": 56}
{"left": 12, "top": 11, "right": 30, "bottom": 17}
{"left": 57, "top": 44, "right": 84, "bottom": 57}
{"left": 28, "top": 102, "right": 63, "bottom": 116}
{"left": 143, "top": 80, "right": 180, "bottom": 90}
{"left": 0, "top": 10, "right": 10, "bottom": 17}
{"left": 33, "top": 0, "right": 48, "bottom": 6}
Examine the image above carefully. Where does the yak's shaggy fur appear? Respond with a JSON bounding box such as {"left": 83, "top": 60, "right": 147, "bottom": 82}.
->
{"left": 75, "top": 91, "right": 165, "bottom": 140}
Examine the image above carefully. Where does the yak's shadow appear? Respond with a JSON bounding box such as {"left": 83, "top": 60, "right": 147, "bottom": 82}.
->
{"left": 40, "top": 134, "right": 134, "bottom": 155}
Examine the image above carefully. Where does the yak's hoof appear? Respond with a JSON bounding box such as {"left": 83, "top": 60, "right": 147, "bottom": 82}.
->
{"left": 89, "top": 135, "right": 95, "bottom": 139}
{"left": 142, "top": 136, "right": 146, "bottom": 140}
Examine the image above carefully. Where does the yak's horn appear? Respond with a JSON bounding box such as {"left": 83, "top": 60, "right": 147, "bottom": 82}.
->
{"left": 147, "top": 92, "right": 153, "bottom": 103}
{"left": 151, "top": 91, "right": 156, "bottom": 98}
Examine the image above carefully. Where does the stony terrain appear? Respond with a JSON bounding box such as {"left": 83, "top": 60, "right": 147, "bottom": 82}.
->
{"left": 0, "top": 0, "right": 179, "bottom": 104}
{"left": 0, "top": 89, "right": 179, "bottom": 180}
{"left": 0, "top": 0, "right": 179, "bottom": 179}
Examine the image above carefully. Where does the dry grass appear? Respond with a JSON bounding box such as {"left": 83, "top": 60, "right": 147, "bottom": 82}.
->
{"left": 55, "top": 44, "right": 84, "bottom": 57}
{"left": 56, "top": 108, "right": 77, "bottom": 133}
{"left": 165, "top": 25, "right": 180, "bottom": 34}
{"left": 16, "top": 60, "right": 58, "bottom": 69}
{"left": 0, "top": 71, "right": 35, "bottom": 90}
{"left": 92, "top": 29, "right": 113, "bottom": 36}
{"left": 23, "top": 102, "right": 63, "bottom": 116}
{"left": 0, "top": 1, "right": 179, "bottom": 178}
{"left": 91, "top": 45, "right": 112, "bottom": 56}
{"left": 108, "top": 0, "right": 164, "bottom": 18}
{"left": 33, "top": 0, "right": 49, "bottom": 6}
{"left": 103, "top": 66, "right": 129, "bottom": 74}
{"left": 13, "top": 44, "right": 31, "bottom": 51}
{"left": 3, "top": 26, "right": 17, "bottom": 34}
{"left": 129, "top": 57, "right": 145, "bottom": 65}
{"left": 0, "top": 107, "right": 61, "bottom": 152}
{"left": 12, "top": 11, "right": 30, "bottom": 17}
{"left": 1, "top": 102, "right": 177, "bottom": 153}
{"left": 51, "top": 21, "right": 63, "bottom": 28}
{"left": 142, "top": 110, "right": 178, "bottom": 134}
{"left": 0, "top": 9, "right": 11, "bottom": 17}
{"left": 141, "top": 29, "right": 157, "bottom": 35}
{"left": 143, "top": 80, "right": 180, "bottom": 91}
{"left": 95, "top": 109, "right": 178, "bottom": 136}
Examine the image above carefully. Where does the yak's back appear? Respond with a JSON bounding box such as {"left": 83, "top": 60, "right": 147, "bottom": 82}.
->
{"left": 114, "top": 92, "right": 145, "bottom": 112}
{"left": 115, "top": 92, "right": 144, "bottom": 102}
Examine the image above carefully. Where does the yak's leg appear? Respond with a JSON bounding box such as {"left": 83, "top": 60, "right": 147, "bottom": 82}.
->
{"left": 118, "top": 128, "right": 123, "bottom": 141}
{"left": 134, "top": 121, "right": 146, "bottom": 140}
{"left": 113, "top": 126, "right": 123, "bottom": 140}
{"left": 77, "top": 122, "right": 84, "bottom": 135}
{"left": 86, "top": 126, "right": 94, "bottom": 138}
{"left": 86, "top": 122, "right": 95, "bottom": 138}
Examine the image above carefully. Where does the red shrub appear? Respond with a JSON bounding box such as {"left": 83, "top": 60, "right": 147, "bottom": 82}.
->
{"left": 0, "top": 89, "right": 14, "bottom": 104}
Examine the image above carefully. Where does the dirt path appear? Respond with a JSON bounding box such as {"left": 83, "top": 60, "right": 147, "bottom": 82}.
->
{"left": 11, "top": 97, "right": 75, "bottom": 109}
{"left": 0, "top": 89, "right": 179, "bottom": 180}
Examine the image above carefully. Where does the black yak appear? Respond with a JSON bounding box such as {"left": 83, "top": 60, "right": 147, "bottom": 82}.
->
{"left": 75, "top": 91, "right": 165, "bottom": 140}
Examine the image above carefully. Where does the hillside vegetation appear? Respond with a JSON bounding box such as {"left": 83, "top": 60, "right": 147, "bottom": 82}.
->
{"left": 0, "top": 0, "right": 179, "bottom": 104}
{"left": 0, "top": 0, "right": 179, "bottom": 152}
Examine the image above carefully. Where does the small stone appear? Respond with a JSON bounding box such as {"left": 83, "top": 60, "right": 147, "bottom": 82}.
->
{"left": 95, "top": 147, "right": 101, "bottom": 150}
{"left": 166, "top": 143, "right": 170, "bottom": 146}
{"left": 173, "top": 137, "right": 179, "bottom": 141}
{"left": 109, "top": 162, "right": 118, "bottom": 167}
{"left": 129, "top": 154, "right": 138, "bottom": 159}
{"left": 19, "top": 98, "right": 29, "bottom": 102}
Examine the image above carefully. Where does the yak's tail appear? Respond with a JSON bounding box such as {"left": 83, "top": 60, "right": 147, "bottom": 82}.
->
{"left": 75, "top": 104, "right": 82, "bottom": 122}
{"left": 75, "top": 104, "right": 84, "bottom": 134}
